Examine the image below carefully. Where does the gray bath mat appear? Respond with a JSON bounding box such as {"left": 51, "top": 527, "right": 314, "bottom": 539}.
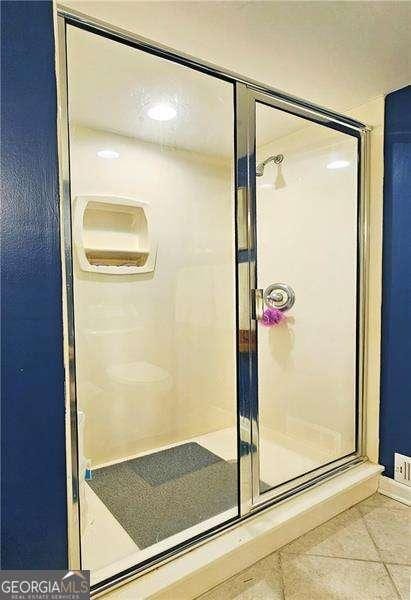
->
{"left": 88, "top": 442, "right": 238, "bottom": 548}
{"left": 129, "top": 442, "right": 222, "bottom": 486}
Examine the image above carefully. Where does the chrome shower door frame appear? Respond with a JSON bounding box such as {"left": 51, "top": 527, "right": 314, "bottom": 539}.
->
{"left": 238, "top": 86, "right": 370, "bottom": 510}
{"left": 56, "top": 5, "right": 370, "bottom": 595}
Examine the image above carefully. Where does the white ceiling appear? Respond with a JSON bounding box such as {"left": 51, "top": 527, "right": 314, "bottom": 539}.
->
{"left": 63, "top": 0, "right": 411, "bottom": 112}
{"left": 64, "top": 0, "right": 411, "bottom": 157}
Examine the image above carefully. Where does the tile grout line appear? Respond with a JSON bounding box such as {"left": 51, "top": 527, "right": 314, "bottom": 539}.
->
{"left": 278, "top": 503, "right": 380, "bottom": 565}
{"left": 382, "top": 562, "right": 403, "bottom": 599}
{"left": 370, "top": 491, "right": 411, "bottom": 509}
{"left": 278, "top": 551, "right": 286, "bottom": 600}
{"left": 384, "top": 561, "right": 410, "bottom": 600}
{"left": 281, "top": 550, "right": 383, "bottom": 565}
{"left": 359, "top": 507, "right": 402, "bottom": 599}
{"left": 360, "top": 496, "right": 409, "bottom": 513}
{"left": 284, "top": 548, "right": 411, "bottom": 570}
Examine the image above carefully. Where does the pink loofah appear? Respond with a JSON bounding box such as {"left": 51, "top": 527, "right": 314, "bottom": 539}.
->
{"left": 261, "top": 307, "right": 285, "bottom": 327}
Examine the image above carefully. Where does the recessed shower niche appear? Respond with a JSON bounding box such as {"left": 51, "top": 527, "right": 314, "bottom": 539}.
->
{"left": 73, "top": 195, "right": 157, "bottom": 274}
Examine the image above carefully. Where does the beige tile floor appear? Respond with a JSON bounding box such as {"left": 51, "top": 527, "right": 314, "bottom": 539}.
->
{"left": 198, "top": 493, "right": 411, "bottom": 600}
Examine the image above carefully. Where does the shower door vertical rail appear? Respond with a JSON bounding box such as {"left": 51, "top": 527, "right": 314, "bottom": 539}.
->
{"left": 235, "top": 83, "right": 259, "bottom": 515}
{"left": 56, "top": 15, "right": 82, "bottom": 570}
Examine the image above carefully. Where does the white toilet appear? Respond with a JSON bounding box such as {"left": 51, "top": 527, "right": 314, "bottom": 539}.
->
{"left": 108, "top": 361, "right": 172, "bottom": 393}
{"left": 105, "top": 361, "right": 174, "bottom": 456}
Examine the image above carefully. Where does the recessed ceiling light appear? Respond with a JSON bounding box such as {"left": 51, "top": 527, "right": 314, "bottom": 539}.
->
{"left": 97, "top": 149, "right": 120, "bottom": 159}
{"left": 326, "top": 160, "right": 350, "bottom": 170}
{"left": 147, "top": 103, "right": 177, "bottom": 121}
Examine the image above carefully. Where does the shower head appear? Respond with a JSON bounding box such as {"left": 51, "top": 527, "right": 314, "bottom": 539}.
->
{"left": 256, "top": 153, "right": 286, "bottom": 190}
{"left": 256, "top": 153, "right": 284, "bottom": 177}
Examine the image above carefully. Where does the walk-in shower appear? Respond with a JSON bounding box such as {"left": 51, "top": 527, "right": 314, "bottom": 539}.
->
{"left": 57, "top": 7, "right": 369, "bottom": 595}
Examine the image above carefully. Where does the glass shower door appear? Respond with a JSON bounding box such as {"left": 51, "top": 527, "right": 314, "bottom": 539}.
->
{"left": 64, "top": 24, "right": 239, "bottom": 584}
{"left": 251, "top": 94, "right": 361, "bottom": 500}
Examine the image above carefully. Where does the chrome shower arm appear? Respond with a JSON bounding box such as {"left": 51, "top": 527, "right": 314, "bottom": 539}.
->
{"left": 256, "top": 153, "right": 284, "bottom": 177}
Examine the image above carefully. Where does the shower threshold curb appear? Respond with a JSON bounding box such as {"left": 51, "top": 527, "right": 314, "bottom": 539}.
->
{"left": 98, "top": 461, "right": 383, "bottom": 599}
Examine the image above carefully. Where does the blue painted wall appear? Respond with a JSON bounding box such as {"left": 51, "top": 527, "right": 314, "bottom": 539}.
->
{"left": 379, "top": 85, "right": 411, "bottom": 479}
{"left": 1, "top": 1, "right": 68, "bottom": 568}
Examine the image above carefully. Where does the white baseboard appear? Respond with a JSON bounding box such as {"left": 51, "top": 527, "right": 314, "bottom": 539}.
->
{"left": 379, "top": 475, "right": 411, "bottom": 506}
{"left": 100, "top": 462, "right": 383, "bottom": 599}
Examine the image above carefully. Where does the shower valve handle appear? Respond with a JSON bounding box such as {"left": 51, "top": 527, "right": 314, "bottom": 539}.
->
{"left": 252, "top": 284, "right": 295, "bottom": 321}
{"left": 270, "top": 292, "right": 284, "bottom": 302}
{"left": 264, "top": 283, "right": 295, "bottom": 312}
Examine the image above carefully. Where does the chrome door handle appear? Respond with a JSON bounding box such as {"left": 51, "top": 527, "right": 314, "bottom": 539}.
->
{"left": 251, "top": 289, "right": 264, "bottom": 320}
{"left": 264, "top": 283, "right": 295, "bottom": 311}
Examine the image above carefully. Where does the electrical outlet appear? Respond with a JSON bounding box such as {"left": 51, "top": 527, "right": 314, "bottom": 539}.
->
{"left": 394, "top": 453, "right": 411, "bottom": 487}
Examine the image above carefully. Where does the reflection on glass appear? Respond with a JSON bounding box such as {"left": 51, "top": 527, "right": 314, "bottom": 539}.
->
{"left": 66, "top": 26, "right": 237, "bottom": 583}
{"left": 255, "top": 102, "right": 358, "bottom": 494}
